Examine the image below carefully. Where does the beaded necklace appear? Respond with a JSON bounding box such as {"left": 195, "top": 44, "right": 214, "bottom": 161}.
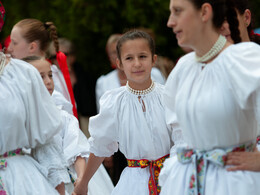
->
{"left": 0, "top": 52, "right": 6, "bottom": 76}
{"left": 196, "top": 35, "right": 227, "bottom": 63}
{"left": 126, "top": 81, "right": 155, "bottom": 95}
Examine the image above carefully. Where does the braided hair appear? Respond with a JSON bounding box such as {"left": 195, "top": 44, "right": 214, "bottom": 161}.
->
{"left": 15, "top": 19, "right": 59, "bottom": 54}
{"left": 189, "top": 0, "right": 241, "bottom": 43}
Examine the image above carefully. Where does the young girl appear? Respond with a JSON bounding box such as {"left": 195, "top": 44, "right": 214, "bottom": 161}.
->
{"left": 23, "top": 56, "right": 114, "bottom": 195}
{"left": 8, "top": 18, "right": 77, "bottom": 117}
{"left": 159, "top": 0, "right": 260, "bottom": 194}
{"left": 74, "top": 30, "right": 172, "bottom": 195}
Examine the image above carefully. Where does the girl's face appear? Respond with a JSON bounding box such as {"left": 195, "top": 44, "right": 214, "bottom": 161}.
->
{"left": 167, "top": 0, "right": 202, "bottom": 48}
{"left": 9, "top": 26, "right": 31, "bottom": 59}
{"left": 31, "top": 59, "right": 54, "bottom": 95}
{"left": 117, "top": 38, "right": 156, "bottom": 90}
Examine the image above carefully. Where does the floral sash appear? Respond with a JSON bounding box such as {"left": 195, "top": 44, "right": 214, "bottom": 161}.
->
{"left": 177, "top": 142, "right": 254, "bottom": 195}
{"left": 127, "top": 154, "right": 169, "bottom": 195}
{"left": 0, "top": 148, "right": 23, "bottom": 195}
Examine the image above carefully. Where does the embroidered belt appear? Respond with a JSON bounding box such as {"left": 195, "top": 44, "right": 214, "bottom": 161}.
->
{"left": 127, "top": 154, "right": 169, "bottom": 195}
{"left": 0, "top": 148, "right": 23, "bottom": 195}
{"left": 177, "top": 142, "right": 255, "bottom": 195}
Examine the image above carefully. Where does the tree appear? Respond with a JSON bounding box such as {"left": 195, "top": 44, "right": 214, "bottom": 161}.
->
{"left": 1, "top": 0, "right": 180, "bottom": 76}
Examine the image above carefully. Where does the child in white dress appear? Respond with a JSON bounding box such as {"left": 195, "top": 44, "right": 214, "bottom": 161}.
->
{"left": 74, "top": 29, "right": 172, "bottom": 195}
{"left": 24, "top": 56, "right": 114, "bottom": 195}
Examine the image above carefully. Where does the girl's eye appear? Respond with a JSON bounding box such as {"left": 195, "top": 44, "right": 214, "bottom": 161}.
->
{"left": 48, "top": 73, "right": 53, "bottom": 78}
{"left": 125, "top": 57, "right": 132, "bottom": 60}
{"left": 140, "top": 55, "right": 147, "bottom": 58}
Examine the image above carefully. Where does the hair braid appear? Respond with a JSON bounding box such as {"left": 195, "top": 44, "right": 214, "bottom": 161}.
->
{"left": 226, "top": 0, "right": 241, "bottom": 43}
{"left": 45, "top": 22, "right": 59, "bottom": 52}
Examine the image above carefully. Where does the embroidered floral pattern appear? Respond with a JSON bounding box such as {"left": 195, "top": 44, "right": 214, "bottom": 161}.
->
{"left": 127, "top": 154, "right": 169, "bottom": 195}
{"left": 177, "top": 142, "right": 254, "bottom": 195}
{"left": 0, "top": 148, "right": 23, "bottom": 195}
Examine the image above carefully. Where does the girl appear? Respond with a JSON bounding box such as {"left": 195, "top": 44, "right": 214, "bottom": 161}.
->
{"left": 8, "top": 18, "right": 77, "bottom": 117}
{"left": 159, "top": 0, "right": 260, "bottom": 194}
{"left": 23, "top": 56, "right": 114, "bottom": 195}
{"left": 74, "top": 29, "right": 172, "bottom": 195}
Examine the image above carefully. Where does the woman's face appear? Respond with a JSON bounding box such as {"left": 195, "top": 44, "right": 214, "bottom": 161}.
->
{"left": 167, "top": 0, "right": 202, "bottom": 48}
{"left": 9, "top": 26, "right": 31, "bottom": 59}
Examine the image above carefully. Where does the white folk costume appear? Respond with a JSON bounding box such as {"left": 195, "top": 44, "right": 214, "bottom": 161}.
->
{"left": 89, "top": 82, "right": 172, "bottom": 195}
{"left": 52, "top": 92, "right": 114, "bottom": 195}
{"left": 95, "top": 68, "right": 166, "bottom": 111}
{"left": 159, "top": 42, "right": 260, "bottom": 195}
{"left": 51, "top": 64, "right": 71, "bottom": 104}
{"left": 0, "top": 59, "right": 69, "bottom": 195}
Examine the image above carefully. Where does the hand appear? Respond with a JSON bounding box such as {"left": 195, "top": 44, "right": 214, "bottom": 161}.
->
{"left": 226, "top": 150, "right": 260, "bottom": 172}
{"left": 73, "top": 177, "right": 82, "bottom": 188}
{"left": 72, "top": 179, "right": 88, "bottom": 195}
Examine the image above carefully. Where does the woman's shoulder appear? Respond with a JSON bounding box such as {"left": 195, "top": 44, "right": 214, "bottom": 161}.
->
{"left": 99, "top": 86, "right": 126, "bottom": 106}
{"left": 221, "top": 42, "right": 260, "bottom": 59}
{"left": 5, "top": 58, "right": 39, "bottom": 80}
{"left": 218, "top": 42, "right": 260, "bottom": 68}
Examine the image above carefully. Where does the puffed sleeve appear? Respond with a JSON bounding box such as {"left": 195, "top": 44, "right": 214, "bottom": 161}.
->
{"left": 164, "top": 55, "right": 191, "bottom": 154}
{"left": 0, "top": 59, "right": 62, "bottom": 154}
{"left": 22, "top": 61, "right": 62, "bottom": 146}
{"left": 88, "top": 90, "right": 119, "bottom": 157}
{"left": 61, "top": 110, "right": 90, "bottom": 166}
{"left": 32, "top": 137, "right": 71, "bottom": 187}
{"left": 222, "top": 43, "right": 260, "bottom": 121}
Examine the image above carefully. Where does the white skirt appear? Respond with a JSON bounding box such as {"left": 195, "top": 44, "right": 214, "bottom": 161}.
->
{"left": 1, "top": 155, "right": 59, "bottom": 195}
{"left": 111, "top": 167, "right": 150, "bottom": 195}
{"left": 159, "top": 155, "right": 260, "bottom": 195}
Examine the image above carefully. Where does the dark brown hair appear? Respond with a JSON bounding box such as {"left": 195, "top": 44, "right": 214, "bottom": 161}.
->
{"left": 116, "top": 29, "right": 156, "bottom": 63}
{"left": 234, "top": 0, "right": 260, "bottom": 44}
{"left": 189, "top": 0, "right": 241, "bottom": 43}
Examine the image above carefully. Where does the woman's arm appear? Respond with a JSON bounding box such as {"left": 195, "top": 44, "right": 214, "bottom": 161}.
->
{"left": 73, "top": 153, "right": 105, "bottom": 195}
{"left": 73, "top": 156, "right": 87, "bottom": 185}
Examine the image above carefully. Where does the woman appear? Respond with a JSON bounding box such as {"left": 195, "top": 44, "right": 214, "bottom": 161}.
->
{"left": 159, "top": 0, "right": 260, "bottom": 194}
{"left": 0, "top": 3, "right": 69, "bottom": 194}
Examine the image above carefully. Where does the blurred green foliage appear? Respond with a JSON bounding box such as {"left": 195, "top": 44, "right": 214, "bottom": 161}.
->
{"left": 1, "top": 0, "right": 260, "bottom": 76}
{"left": 1, "top": 0, "right": 180, "bottom": 76}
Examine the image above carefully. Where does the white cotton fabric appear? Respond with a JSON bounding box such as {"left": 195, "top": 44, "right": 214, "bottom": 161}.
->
{"left": 53, "top": 96, "right": 114, "bottom": 195}
{"left": 89, "top": 82, "right": 172, "bottom": 194}
{"left": 52, "top": 90, "right": 73, "bottom": 115}
{"left": 0, "top": 59, "right": 66, "bottom": 194}
{"left": 51, "top": 64, "right": 71, "bottom": 103}
{"left": 95, "top": 67, "right": 166, "bottom": 111}
{"left": 159, "top": 42, "right": 260, "bottom": 195}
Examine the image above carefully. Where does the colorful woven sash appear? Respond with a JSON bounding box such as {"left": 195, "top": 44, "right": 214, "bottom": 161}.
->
{"left": 127, "top": 154, "right": 169, "bottom": 195}
{"left": 0, "top": 148, "right": 23, "bottom": 195}
{"left": 177, "top": 142, "right": 255, "bottom": 195}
